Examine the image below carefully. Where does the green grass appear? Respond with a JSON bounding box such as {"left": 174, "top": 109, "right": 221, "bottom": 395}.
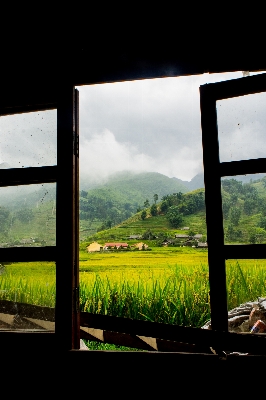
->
{"left": 0, "top": 262, "right": 56, "bottom": 307}
{"left": 79, "top": 263, "right": 210, "bottom": 327}
{"left": 0, "top": 251, "right": 266, "bottom": 339}
{"left": 226, "top": 260, "right": 266, "bottom": 309}
{"left": 82, "top": 340, "right": 144, "bottom": 351}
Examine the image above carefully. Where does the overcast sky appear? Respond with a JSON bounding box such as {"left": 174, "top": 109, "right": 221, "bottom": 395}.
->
{"left": 78, "top": 70, "right": 266, "bottom": 183}
{"left": 0, "top": 71, "right": 265, "bottom": 184}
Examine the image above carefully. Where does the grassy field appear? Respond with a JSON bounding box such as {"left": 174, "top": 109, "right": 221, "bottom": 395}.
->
{"left": 79, "top": 246, "right": 209, "bottom": 270}
{"left": 0, "top": 261, "right": 56, "bottom": 306}
{"left": 0, "top": 248, "right": 265, "bottom": 318}
{"left": 1, "top": 248, "right": 266, "bottom": 349}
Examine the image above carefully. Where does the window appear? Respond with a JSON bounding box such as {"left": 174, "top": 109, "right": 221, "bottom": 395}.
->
{"left": 0, "top": 87, "right": 80, "bottom": 350}
{"left": 201, "top": 72, "right": 266, "bottom": 341}
{"left": 76, "top": 72, "right": 266, "bottom": 353}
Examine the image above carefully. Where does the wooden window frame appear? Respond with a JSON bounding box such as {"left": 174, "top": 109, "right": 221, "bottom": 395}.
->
{"left": 2, "top": 73, "right": 266, "bottom": 355}
{"left": 0, "top": 85, "right": 80, "bottom": 351}
{"left": 200, "top": 72, "right": 266, "bottom": 334}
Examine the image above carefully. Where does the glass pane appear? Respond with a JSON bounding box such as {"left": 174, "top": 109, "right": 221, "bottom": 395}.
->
{"left": 217, "top": 92, "right": 266, "bottom": 162}
{"left": 221, "top": 174, "right": 266, "bottom": 244}
{"left": 225, "top": 259, "right": 266, "bottom": 334}
{"left": 0, "top": 183, "right": 56, "bottom": 247}
{"left": 0, "top": 261, "right": 55, "bottom": 331}
{"left": 0, "top": 110, "right": 56, "bottom": 168}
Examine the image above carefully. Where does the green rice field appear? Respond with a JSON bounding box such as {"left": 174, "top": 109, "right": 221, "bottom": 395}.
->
{"left": 0, "top": 248, "right": 265, "bottom": 331}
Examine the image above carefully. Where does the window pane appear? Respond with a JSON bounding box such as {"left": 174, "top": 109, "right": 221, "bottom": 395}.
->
{"left": 217, "top": 92, "right": 266, "bottom": 162}
{"left": 221, "top": 174, "right": 266, "bottom": 244}
{"left": 0, "top": 110, "right": 56, "bottom": 168}
{"left": 0, "top": 183, "right": 56, "bottom": 247}
{"left": 225, "top": 259, "right": 266, "bottom": 333}
{"left": 0, "top": 261, "right": 55, "bottom": 331}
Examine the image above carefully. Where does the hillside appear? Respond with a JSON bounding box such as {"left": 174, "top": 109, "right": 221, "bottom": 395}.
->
{"left": 3, "top": 172, "right": 266, "bottom": 247}
{"left": 85, "top": 188, "right": 207, "bottom": 246}
{"left": 85, "top": 176, "right": 266, "bottom": 247}
{"left": 0, "top": 184, "right": 56, "bottom": 246}
{"left": 181, "top": 172, "right": 266, "bottom": 191}
{"left": 79, "top": 171, "right": 189, "bottom": 237}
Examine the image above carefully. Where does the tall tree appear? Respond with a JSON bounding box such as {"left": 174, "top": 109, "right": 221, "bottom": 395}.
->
{"left": 229, "top": 207, "right": 241, "bottom": 226}
{"left": 141, "top": 210, "right": 147, "bottom": 220}
{"left": 166, "top": 206, "right": 183, "bottom": 228}
{"left": 150, "top": 204, "right": 158, "bottom": 216}
{"left": 143, "top": 199, "right": 150, "bottom": 208}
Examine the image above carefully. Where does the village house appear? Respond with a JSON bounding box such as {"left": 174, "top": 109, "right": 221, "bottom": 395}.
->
{"left": 128, "top": 235, "right": 142, "bottom": 240}
{"left": 133, "top": 242, "right": 149, "bottom": 250}
{"left": 86, "top": 242, "right": 103, "bottom": 253}
{"left": 162, "top": 239, "right": 175, "bottom": 247}
{"left": 104, "top": 242, "right": 128, "bottom": 250}
{"left": 194, "top": 234, "right": 203, "bottom": 240}
{"left": 197, "top": 242, "right": 208, "bottom": 248}
{"left": 174, "top": 234, "right": 189, "bottom": 239}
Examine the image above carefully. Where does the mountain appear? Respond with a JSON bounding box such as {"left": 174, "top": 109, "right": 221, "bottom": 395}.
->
{"left": 79, "top": 171, "right": 190, "bottom": 238}
{"left": 0, "top": 183, "right": 56, "bottom": 210}
{"left": 80, "top": 172, "right": 189, "bottom": 226}
{"left": 87, "top": 175, "right": 266, "bottom": 245}
{"left": 101, "top": 171, "right": 189, "bottom": 200}
{"left": 179, "top": 174, "right": 205, "bottom": 191}
{"left": 179, "top": 172, "right": 266, "bottom": 191}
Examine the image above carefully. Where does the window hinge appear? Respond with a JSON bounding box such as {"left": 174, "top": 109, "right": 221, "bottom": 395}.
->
{"left": 74, "top": 286, "right": 79, "bottom": 313}
{"left": 73, "top": 131, "right": 79, "bottom": 157}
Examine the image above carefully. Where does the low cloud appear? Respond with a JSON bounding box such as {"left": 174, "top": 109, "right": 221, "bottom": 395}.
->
{"left": 79, "top": 129, "right": 203, "bottom": 183}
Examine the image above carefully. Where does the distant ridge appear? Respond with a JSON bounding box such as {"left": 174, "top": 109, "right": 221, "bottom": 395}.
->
{"left": 179, "top": 172, "right": 266, "bottom": 191}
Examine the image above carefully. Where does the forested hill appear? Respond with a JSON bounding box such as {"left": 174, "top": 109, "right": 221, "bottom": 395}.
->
{"left": 158, "top": 176, "right": 266, "bottom": 244}
{"left": 88, "top": 175, "right": 266, "bottom": 245}
{"left": 220, "top": 176, "right": 266, "bottom": 243}
{"left": 80, "top": 172, "right": 189, "bottom": 226}
{"left": 2, "top": 171, "right": 266, "bottom": 245}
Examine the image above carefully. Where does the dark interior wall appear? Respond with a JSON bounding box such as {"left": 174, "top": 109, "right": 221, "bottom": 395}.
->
{"left": 1, "top": 33, "right": 266, "bottom": 113}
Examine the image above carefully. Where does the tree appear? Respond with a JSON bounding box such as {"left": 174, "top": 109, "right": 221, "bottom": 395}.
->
{"left": 80, "top": 190, "right": 87, "bottom": 198}
{"left": 153, "top": 194, "right": 158, "bottom": 204}
{"left": 258, "top": 216, "right": 266, "bottom": 230}
{"left": 188, "top": 230, "right": 196, "bottom": 238}
{"left": 16, "top": 208, "right": 33, "bottom": 224}
{"left": 150, "top": 204, "right": 158, "bottom": 216}
{"left": 248, "top": 227, "right": 266, "bottom": 244}
{"left": 142, "top": 229, "right": 155, "bottom": 240}
{"left": 166, "top": 206, "right": 183, "bottom": 228}
{"left": 221, "top": 179, "right": 243, "bottom": 195}
{"left": 226, "top": 224, "right": 236, "bottom": 241}
{"left": 0, "top": 207, "right": 10, "bottom": 234}
{"left": 160, "top": 200, "right": 168, "bottom": 214}
{"left": 243, "top": 198, "right": 257, "bottom": 215}
{"left": 229, "top": 207, "right": 241, "bottom": 226}
{"left": 143, "top": 199, "right": 150, "bottom": 208}
{"left": 222, "top": 199, "right": 231, "bottom": 219}
{"left": 230, "top": 193, "right": 238, "bottom": 205}
{"left": 141, "top": 210, "right": 147, "bottom": 220}
{"left": 106, "top": 219, "right": 112, "bottom": 229}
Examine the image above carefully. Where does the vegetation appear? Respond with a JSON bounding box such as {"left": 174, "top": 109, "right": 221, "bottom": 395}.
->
{"left": 1, "top": 174, "right": 266, "bottom": 344}
{"left": 1, "top": 252, "right": 266, "bottom": 328}
{"left": 79, "top": 172, "right": 188, "bottom": 236}
{"left": 3, "top": 173, "right": 266, "bottom": 246}
{"left": 221, "top": 177, "right": 266, "bottom": 243}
